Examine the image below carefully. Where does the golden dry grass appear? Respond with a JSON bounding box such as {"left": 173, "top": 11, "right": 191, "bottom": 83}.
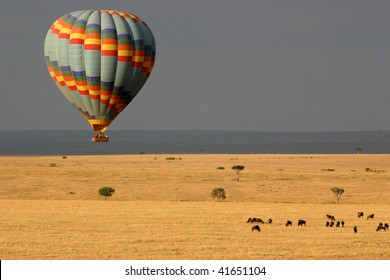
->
{"left": 0, "top": 154, "right": 389, "bottom": 259}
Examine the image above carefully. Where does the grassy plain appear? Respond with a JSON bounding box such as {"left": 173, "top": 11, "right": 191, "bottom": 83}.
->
{"left": 0, "top": 154, "right": 389, "bottom": 259}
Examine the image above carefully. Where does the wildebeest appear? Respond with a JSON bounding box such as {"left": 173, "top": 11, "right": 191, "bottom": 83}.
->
{"left": 252, "top": 225, "right": 261, "bottom": 232}
{"left": 384, "top": 223, "right": 389, "bottom": 230}
{"left": 376, "top": 223, "right": 385, "bottom": 232}
{"left": 341, "top": 221, "right": 345, "bottom": 227}
{"left": 367, "top": 214, "right": 375, "bottom": 220}
{"left": 329, "top": 221, "right": 334, "bottom": 227}
{"left": 357, "top": 212, "right": 364, "bottom": 218}
{"left": 298, "top": 219, "right": 306, "bottom": 226}
{"left": 255, "top": 218, "right": 265, "bottom": 224}
{"left": 353, "top": 226, "right": 358, "bottom": 233}
{"left": 247, "top": 218, "right": 265, "bottom": 224}
{"left": 286, "top": 220, "right": 292, "bottom": 227}
{"left": 268, "top": 218, "right": 273, "bottom": 224}
{"left": 336, "top": 221, "right": 341, "bottom": 227}
{"left": 326, "top": 221, "right": 330, "bottom": 227}
{"left": 326, "top": 214, "right": 335, "bottom": 221}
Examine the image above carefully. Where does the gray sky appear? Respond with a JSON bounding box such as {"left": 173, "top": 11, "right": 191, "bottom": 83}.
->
{"left": 1, "top": 0, "right": 390, "bottom": 132}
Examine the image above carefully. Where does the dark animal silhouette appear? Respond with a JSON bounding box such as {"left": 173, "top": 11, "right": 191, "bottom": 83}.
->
{"left": 353, "top": 226, "right": 358, "bottom": 233}
{"left": 286, "top": 220, "right": 292, "bottom": 227}
{"left": 357, "top": 212, "right": 364, "bottom": 218}
{"left": 326, "top": 214, "right": 335, "bottom": 221}
{"left": 256, "top": 218, "right": 265, "bottom": 224}
{"left": 247, "top": 218, "right": 264, "bottom": 224}
{"left": 367, "top": 214, "right": 375, "bottom": 220}
{"left": 384, "top": 223, "right": 389, "bottom": 230}
{"left": 252, "top": 225, "right": 261, "bottom": 232}
{"left": 336, "top": 221, "right": 341, "bottom": 227}
{"left": 341, "top": 221, "right": 345, "bottom": 227}
{"left": 326, "top": 221, "right": 330, "bottom": 227}
{"left": 329, "top": 221, "right": 334, "bottom": 227}
{"left": 298, "top": 219, "right": 306, "bottom": 226}
{"left": 376, "top": 223, "right": 385, "bottom": 232}
{"left": 268, "top": 218, "right": 273, "bottom": 224}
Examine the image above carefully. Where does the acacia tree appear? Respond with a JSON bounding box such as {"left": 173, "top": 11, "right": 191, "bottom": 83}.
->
{"left": 98, "top": 186, "right": 115, "bottom": 200}
{"left": 354, "top": 147, "right": 363, "bottom": 154}
{"left": 210, "top": 188, "right": 226, "bottom": 200}
{"left": 232, "top": 165, "right": 245, "bottom": 181}
{"left": 330, "top": 187, "right": 345, "bottom": 204}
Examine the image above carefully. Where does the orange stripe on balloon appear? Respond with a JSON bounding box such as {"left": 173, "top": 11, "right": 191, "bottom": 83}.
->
{"left": 85, "top": 44, "right": 101, "bottom": 50}
{"left": 102, "top": 50, "right": 117, "bottom": 56}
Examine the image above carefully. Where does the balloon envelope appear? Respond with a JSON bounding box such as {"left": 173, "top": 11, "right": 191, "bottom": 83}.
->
{"left": 44, "top": 10, "right": 156, "bottom": 133}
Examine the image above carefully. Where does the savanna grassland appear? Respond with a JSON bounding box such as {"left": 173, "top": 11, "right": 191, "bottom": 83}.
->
{"left": 0, "top": 154, "right": 389, "bottom": 259}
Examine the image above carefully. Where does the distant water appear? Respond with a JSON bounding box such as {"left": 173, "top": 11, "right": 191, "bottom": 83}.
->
{"left": 1, "top": 130, "right": 390, "bottom": 155}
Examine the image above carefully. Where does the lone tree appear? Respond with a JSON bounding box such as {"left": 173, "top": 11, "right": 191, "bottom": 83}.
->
{"left": 232, "top": 165, "right": 245, "bottom": 181}
{"left": 330, "top": 187, "right": 345, "bottom": 204}
{"left": 210, "top": 188, "right": 226, "bottom": 201}
{"left": 98, "top": 186, "right": 115, "bottom": 200}
{"left": 354, "top": 147, "right": 363, "bottom": 154}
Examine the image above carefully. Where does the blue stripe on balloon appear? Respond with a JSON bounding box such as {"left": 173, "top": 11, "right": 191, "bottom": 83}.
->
{"left": 76, "top": 19, "right": 87, "bottom": 25}
{"left": 86, "top": 23, "right": 101, "bottom": 29}
{"left": 118, "top": 34, "right": 131, "bottom": 40}
{"left": 133, "top": 39, "right": 144, "bottom": 45}
{"left": 86, "top": 76, "right": 100, "bottom": 82}
{"left": 72, "top": 71, "right": 86, "bottom": 77}
{"left": 101, "top": 81, "right": 115, "bottom": 87}
{"left": 60, "top": 66, "right": 72, "bottom": 72}
{"left": 102, "top": 28, "right": 116, "bottom": 34}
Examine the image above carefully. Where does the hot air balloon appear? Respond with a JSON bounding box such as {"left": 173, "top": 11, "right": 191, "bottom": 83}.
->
{"left": 44, "top": 10, "right": 156, "bottom": 142}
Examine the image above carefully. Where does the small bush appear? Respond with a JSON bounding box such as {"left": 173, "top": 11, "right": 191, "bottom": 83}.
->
{"left": 98, "top": 187, "right": 115, "bottom": 200}
{"left": 49, "top": 163, "right": 57, "bottom": 167}
{"left": 210, "top": 188, "right": 226, "bottom": 200}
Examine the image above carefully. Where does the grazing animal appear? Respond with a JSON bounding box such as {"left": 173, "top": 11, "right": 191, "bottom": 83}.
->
{"left": 329, "top": 221, "right": 334, "bottom": 227}
{"left": 376, "top": 223, "right": 385, "bottom": 232}
{"left": 384, "top": 223, "right": 389, "bottom": 230}
{"left": 326, "top": 214, "right": 335, "bottom": 221}
{"left": 326, "top": 221, "right": 330, "bottom": 227}
{"left": 286, "top": 220, "right": 292, "bottom": 227}
{"left": 367, "top": 214, "right": 375, "bottom": 220}
{"left": 258, "top": 218, "right": 265, "bottom": 224}
{"left": 268, "top": 218, "right": 273, "bottom": 224}
{"left": 247, "top": 218, "right": 264, "bottom": 223}
{"left": 336, "top": 221, "right": 341, "bottom": 227}
{"left": 252, "top": 225, "right": 261, "bottom": 232}
{"left": 357, "top": 212, "right": 364, "bottom": 218}
{"left": 298, "top": 219, "right": 306, "bottom": 226}
{"left": 353, "top": 226, "right": 358, "bottom": 233}
{"left": 341, "top": 221, "right": 345, "bottom": 227}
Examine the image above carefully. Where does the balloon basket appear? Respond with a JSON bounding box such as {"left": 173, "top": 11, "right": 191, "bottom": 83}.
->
{"left": 92, "top": 135, "right": 109, "bottom": 142}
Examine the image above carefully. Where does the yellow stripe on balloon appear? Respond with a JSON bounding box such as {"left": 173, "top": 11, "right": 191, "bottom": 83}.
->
{"left": 76, "top": 85, "right": 88, "bottom": 91}
{"left": 133, "top": 56, "right": 144, "bottom": 62}
{"left": 118, "top": 50, "right": 132, "bottom": 56}
{"left": 85, "top": 38, "right": 101, "bottom": 45}
{"left": 89, "top": 90, "right": 100, "bottom": 96}
{"left": 65, "top": 80, "right": 76, "bottom": 87}
{"left": 60, "top": 28, "right": 72, "bottom": 35}
{"left": 70, "top": 33, "right": 85, "bottom": 39}
{"left": 101, "top": 45, "right": 118, "bottom": 51}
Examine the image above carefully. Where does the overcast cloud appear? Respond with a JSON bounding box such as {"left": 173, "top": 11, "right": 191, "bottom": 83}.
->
{"left": 1, "top": 0, "right": 389, "bottom": 132}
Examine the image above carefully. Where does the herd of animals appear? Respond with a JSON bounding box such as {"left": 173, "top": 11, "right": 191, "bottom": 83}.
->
{"left": 248, "top": 212, "right": 389, "bottom": 233}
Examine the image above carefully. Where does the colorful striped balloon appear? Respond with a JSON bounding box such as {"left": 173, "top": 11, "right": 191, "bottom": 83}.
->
{"left": 44, "top": 10, "right": 156, "bottom": 133}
